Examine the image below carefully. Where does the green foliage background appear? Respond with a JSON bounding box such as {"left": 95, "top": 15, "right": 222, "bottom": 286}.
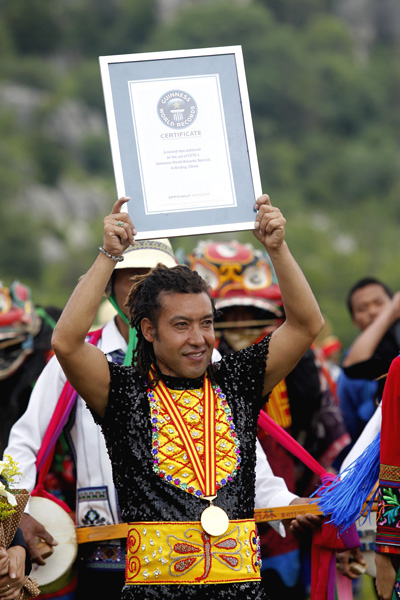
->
{"left": 0, "top": 0, "right": 399, "bottom": 350}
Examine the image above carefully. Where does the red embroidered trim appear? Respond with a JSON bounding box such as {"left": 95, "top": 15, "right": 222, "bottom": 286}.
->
{"left": 380, "top": 464, "right": 400, "bottom": 482}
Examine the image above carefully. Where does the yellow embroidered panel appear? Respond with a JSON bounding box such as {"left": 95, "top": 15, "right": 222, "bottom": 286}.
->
{"left": 125, "top": 519, "right": 261, "bottom": 585}
{"left": 149, "top": 385, "right": 240, "bottom": 497}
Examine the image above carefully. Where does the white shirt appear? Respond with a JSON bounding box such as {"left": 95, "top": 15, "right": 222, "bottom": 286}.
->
{"left": 340, "top": 403, "right": 382, "bottom": 472}
{"left": 255, "top": 438, "right": 297, "bottom": 536}
{"left": 5, "top": 319, "right": 127, "bottom": 525}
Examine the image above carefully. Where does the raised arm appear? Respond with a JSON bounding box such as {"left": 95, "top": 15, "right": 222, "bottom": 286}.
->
{"left": 252, "top": 195, "right": 324, "bottom": 396}
{"left": 51, "top": 197, "right": 136, "bottom": 417}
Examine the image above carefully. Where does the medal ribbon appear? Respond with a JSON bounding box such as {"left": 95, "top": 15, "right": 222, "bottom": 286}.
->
{"left": 149, "top": 369, "right": 216, "bottom": 497}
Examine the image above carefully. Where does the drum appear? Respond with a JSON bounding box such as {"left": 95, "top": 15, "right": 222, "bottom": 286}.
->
{"left": 29, "top": 497, "right": 78, "bottom": 595}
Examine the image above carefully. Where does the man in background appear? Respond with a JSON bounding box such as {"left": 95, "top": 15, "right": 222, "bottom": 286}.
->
{"left": 337, "top": 277, "right": 400, "bottom": 461}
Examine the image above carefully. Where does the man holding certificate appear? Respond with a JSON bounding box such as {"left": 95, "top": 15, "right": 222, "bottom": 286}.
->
{"left": 51, "top": 194, "right": 324, "bottom": 599}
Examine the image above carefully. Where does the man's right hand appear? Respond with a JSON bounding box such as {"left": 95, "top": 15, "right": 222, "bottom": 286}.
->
{"left": 20, "top": 513, "right": 58, "bottom": 565}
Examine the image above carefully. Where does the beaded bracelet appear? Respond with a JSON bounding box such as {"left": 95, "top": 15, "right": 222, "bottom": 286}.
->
{"left": 98, "top": 246, "right": 124, "bottom": 263}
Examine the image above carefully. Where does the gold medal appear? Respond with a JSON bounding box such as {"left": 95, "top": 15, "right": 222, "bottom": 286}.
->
{"left": 201, "top": 496, "right": 229, "bottom": 537}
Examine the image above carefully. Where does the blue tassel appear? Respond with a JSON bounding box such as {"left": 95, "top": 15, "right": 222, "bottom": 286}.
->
{"left": 311, "top": 431, "right": 381, "bottom": 533}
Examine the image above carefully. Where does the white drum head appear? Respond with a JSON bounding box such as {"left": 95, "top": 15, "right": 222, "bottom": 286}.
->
{"left": 29, "top": 496, "right": 78, "bottom": 588}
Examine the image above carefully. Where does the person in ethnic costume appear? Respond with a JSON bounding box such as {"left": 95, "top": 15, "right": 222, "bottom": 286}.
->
{"left": 51, "top": 194, "right": 324, "bottom": 599}
{"left": 0, "top": 281, "right": 61, "bottom": 455}
{"left": 375, "top": 355, "right": 400, "bottom": 600}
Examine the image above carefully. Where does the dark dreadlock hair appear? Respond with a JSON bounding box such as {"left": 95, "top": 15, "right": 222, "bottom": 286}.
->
{"left": 125, "top": 263, "right": 216, "bottom": 383}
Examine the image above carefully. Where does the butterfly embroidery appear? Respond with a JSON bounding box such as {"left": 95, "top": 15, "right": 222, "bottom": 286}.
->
{"left": 167, "top": 525, "right": 244, "bottom": 580}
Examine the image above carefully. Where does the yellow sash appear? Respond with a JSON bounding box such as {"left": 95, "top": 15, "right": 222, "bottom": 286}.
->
{"left": 152, "top": 373, "right": 217, "bottom": 496}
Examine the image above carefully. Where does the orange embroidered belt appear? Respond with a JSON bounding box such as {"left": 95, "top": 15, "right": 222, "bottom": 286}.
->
{"left": 125, "top": 519, "right": 261, "bottom": 585}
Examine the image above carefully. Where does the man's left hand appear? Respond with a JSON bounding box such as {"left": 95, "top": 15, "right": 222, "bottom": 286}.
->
{"left": 286, "top": 497, "right": 323, "bottom": 536}
{"left": 253, "top": 194, "right": 286, "bottom": 252}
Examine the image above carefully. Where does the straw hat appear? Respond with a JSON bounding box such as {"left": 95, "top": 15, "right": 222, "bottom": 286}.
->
{"left": 104, "top": 239, "right": 178, "bottom": 299}
{"left": 114, "top": 239, "right": 177, "bottom": 270}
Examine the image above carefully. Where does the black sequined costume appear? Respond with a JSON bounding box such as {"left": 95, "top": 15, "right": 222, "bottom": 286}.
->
{"left": 93, "top": 335, "right": 271, "bottom": 599}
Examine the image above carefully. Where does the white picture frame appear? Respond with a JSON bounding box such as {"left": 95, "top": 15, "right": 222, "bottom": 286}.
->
{"left": 99, "top": 45, "right": 261, "bottom": 240}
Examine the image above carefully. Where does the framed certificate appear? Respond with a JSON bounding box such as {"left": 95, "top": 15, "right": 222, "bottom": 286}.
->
{"left": 99, "top": 46, "right": 262, "bottom": 240}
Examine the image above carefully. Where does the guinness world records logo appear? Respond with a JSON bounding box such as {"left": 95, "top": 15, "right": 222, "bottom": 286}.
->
{"left": 158, "top": 90, "right": 198, "bottom": 129}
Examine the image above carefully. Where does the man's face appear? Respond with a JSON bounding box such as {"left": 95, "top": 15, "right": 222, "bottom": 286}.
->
{"left": 142, "top": 291, "right": 215, "bottom": 379}
{"left": 350, "top": 284, "right": 392, "bottom": 331}
{"left": 113, "top": 268, "right": 150, "bottom": 318}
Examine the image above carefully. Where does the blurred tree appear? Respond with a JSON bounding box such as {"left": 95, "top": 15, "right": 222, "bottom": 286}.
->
{"left": 80, "top": 133, "right": 114, "bottom": 176}
{"left": 0, "top": 0, "right": 399, "bottom": 345}
{"left": 0, "top": 15, "right": 15, "bottom": 56}
{"left": 1, "top": 0, "right": 60, "bottom": 54}
{"left": 144, "top": 1, "right": 275, "bottom": 52}
{"left": 303, "top": 15, "right": 354, "bottom": 56}
{"left": 247, "top": 29, "right": 319, "bottom": 137}
{"left": 0, "top": 56, "right": 58, "bottom": 90}
{"left": 30, "top": 134, "right": 70, "bottom": 186}
{"left": 331, "top": 137, "right": 398, "bottom": 206}
{"left": 0, "top": 111, "right": 27, "bottom": 199}
{"left": 312, "top": 55, "right": 385, "bottom": 135}
{"left": 60, "top": 0, "right": 157, "bottom": 57}
{"left": 114, "top": 0, "right": 157, "bottom": 51}
{"left": 68, "top": 61, "right": 106, "bottom": 109}
{"left": 258, "top": 0, "right": 333, "bottom": 26}
{"left": 0, "top": 207, "right": 42, "bottom": 281}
